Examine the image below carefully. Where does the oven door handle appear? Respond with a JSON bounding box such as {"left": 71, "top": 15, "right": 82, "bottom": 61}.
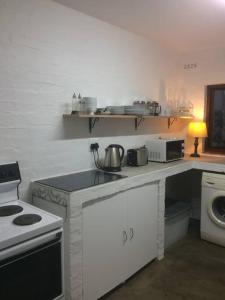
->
{"left": 0, "top": 228, "right": 63, "bottom": 261}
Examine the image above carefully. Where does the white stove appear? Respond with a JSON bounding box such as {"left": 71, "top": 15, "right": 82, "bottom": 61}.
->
{"left": 0, "top": 199, "right": 62, "bottom": 251}
{"left": 0, "top": 162, "right": 64, "bottom": 300}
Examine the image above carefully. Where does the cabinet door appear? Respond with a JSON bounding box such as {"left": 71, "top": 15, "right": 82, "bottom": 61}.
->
{"left": 83, "top": 193, "right": 126, "bottom": 300}
{"left": 125, "top": 183, "right": 158, "bottom": 279}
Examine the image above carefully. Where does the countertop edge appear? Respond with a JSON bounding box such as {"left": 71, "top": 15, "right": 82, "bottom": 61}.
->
{"left": 32, "top": 158, "right": 225, "bottom": 207}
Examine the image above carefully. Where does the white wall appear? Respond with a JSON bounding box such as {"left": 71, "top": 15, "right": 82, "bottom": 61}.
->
{"left": 172, "top": 46, "right": 225, "bottom": 153}
{"left": 0, "top": 0, "right": 182, "bottom": 200}
{"left": 176, "top": 47, "right": 225, "bottom": 119}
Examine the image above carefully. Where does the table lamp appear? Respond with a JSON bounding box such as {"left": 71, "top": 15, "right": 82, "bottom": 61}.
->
{"left": 188, "top": 121, "right": 208, "bottom": 157}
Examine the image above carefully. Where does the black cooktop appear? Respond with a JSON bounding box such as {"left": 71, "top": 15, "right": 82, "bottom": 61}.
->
{"left": 36, "top": 170, "right": 127, "bottom": 192}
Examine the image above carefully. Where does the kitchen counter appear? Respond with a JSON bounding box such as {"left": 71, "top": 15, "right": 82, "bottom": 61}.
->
{"left": 73, "top": 155, "right": 225, "bottom": 206}
{"left": 31, "top": 154, "right": 225, "bottom": 300}
{"left": 121, "top": 155, "right": 225, "bottom": 178}
{"left": 32, "top": 155, "right": 225, "bottom": 208}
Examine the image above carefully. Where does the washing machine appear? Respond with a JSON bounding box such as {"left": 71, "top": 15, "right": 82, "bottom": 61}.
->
{"left": 201, "top": 172, "right": 225, "bottom": 247}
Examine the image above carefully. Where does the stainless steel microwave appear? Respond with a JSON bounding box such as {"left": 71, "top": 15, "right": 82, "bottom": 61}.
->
{"left": 147, "top": 138, "right": 185, "bottom": 162}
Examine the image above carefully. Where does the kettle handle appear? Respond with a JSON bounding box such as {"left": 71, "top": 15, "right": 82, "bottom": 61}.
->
{"left": 118, "top": 145, "right": 125, "bottom": 162}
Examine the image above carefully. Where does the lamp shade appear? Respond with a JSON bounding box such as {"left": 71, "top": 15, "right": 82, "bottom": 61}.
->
{"left": 188, "top": 121, "right": 208, "bottom": 138}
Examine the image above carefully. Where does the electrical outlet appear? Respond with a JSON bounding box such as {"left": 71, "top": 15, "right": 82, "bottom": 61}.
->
{"left": 88, "top": 139, "right": 99, "bottom": 152}
{"left": 90, "top": 143, "right": 99, "bottom": 152}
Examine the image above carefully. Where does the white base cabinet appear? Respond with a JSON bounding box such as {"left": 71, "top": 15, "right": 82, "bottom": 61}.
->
{"left": 83, "top": 183, "right": 158, "bottom": 300}
{"left": 125, "top": 184, "right": 158, "bottom": 278}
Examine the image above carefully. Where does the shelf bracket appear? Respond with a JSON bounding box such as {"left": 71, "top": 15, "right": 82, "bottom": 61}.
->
{"left": 168, "top": 117, "right": 177, "bottom": 129}
{"left": 135, "top": 117, "right": 144, "bottom": 130}
{"left": 89, "top": 117, "right": 99, "bottom": 133}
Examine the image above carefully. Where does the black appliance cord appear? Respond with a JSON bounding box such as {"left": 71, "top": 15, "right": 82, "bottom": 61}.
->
{"left": 93, "top": 149, "right": 104, "bottom": 170}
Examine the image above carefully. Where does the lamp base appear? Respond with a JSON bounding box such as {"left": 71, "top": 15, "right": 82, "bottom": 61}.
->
{"left": 190, "top": 137, "right": 200, "bottom": 158}
{"left": 190, "top": 153, "right": 200, "bottom": 158}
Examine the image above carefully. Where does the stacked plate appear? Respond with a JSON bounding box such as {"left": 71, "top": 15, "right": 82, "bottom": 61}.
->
{"left": 107, "top": 106, "right": 125, "bottom": 115}
{"left": 124, "top": 105, "right": 149, "bottom": 115}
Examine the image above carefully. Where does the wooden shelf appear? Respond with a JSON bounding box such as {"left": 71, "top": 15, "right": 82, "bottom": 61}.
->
{"left": 63, "top": 113, "right": 169, "bottom": 119}
{"left": 63, "top": 113, "right": 192, "bottom": 133}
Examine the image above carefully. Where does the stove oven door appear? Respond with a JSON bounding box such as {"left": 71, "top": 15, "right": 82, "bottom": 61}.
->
{"left": 0, "top": 229, "right": 63, "bottom": 300}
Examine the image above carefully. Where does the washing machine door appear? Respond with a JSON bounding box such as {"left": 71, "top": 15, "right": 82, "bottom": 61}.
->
{"left": 208, "top": 194, "right": 225, "bottom": 228}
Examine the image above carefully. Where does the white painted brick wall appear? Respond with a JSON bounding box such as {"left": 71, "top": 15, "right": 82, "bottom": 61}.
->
{"left": 0, "top": 0, "right": 180, "bottom": 201}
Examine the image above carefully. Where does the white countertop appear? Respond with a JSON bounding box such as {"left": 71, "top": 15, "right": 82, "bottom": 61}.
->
{"left": 120, "top": 155, "right": 225, "bottom": 178}
{"left": 32, "top": 155, "right": 225, "bottom": 207}
{"left": 116, "top": 155, "right": 225, "bottom": 186}
{"left": 72, "top": 155, "right": 225, "bottom": 206}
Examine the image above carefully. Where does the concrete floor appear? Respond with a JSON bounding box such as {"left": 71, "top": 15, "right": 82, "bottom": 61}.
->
{"left": 102, "top": 221, "right": 225, "bottom": 300}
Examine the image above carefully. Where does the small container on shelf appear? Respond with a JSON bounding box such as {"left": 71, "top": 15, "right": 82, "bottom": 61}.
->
{"left": 71, "top": 93, "right": 77, "bottom": 114}
{"left": 174, "top": 100, "right": 194, "bottom": 117}
{"left": 71, "top": 92, "right": 81, "bottom": 114}
{"left": 146, "top": 101, "right": 161, "bottom": 116}
{"left": 83, "top": 97, "right": 97, "bottom": 115}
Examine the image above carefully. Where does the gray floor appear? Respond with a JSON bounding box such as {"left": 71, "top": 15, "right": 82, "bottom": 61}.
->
{"left": 102, "top": 220, "right": 225, "bottom": 300}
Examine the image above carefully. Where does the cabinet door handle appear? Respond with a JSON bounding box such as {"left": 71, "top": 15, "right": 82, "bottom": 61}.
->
{"left": 123, "top": 230, "right": 127, "bottom": 244}
{"left": 206, "top": 181, "right": 215, "bottom": 185}
{"left": 129, "top": 228, "right": 134, "bottom": 240}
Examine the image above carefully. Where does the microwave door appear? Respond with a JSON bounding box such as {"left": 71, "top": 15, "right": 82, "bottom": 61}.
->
{"left": 166, "top": 141, "right": 183, "bottom": 161}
